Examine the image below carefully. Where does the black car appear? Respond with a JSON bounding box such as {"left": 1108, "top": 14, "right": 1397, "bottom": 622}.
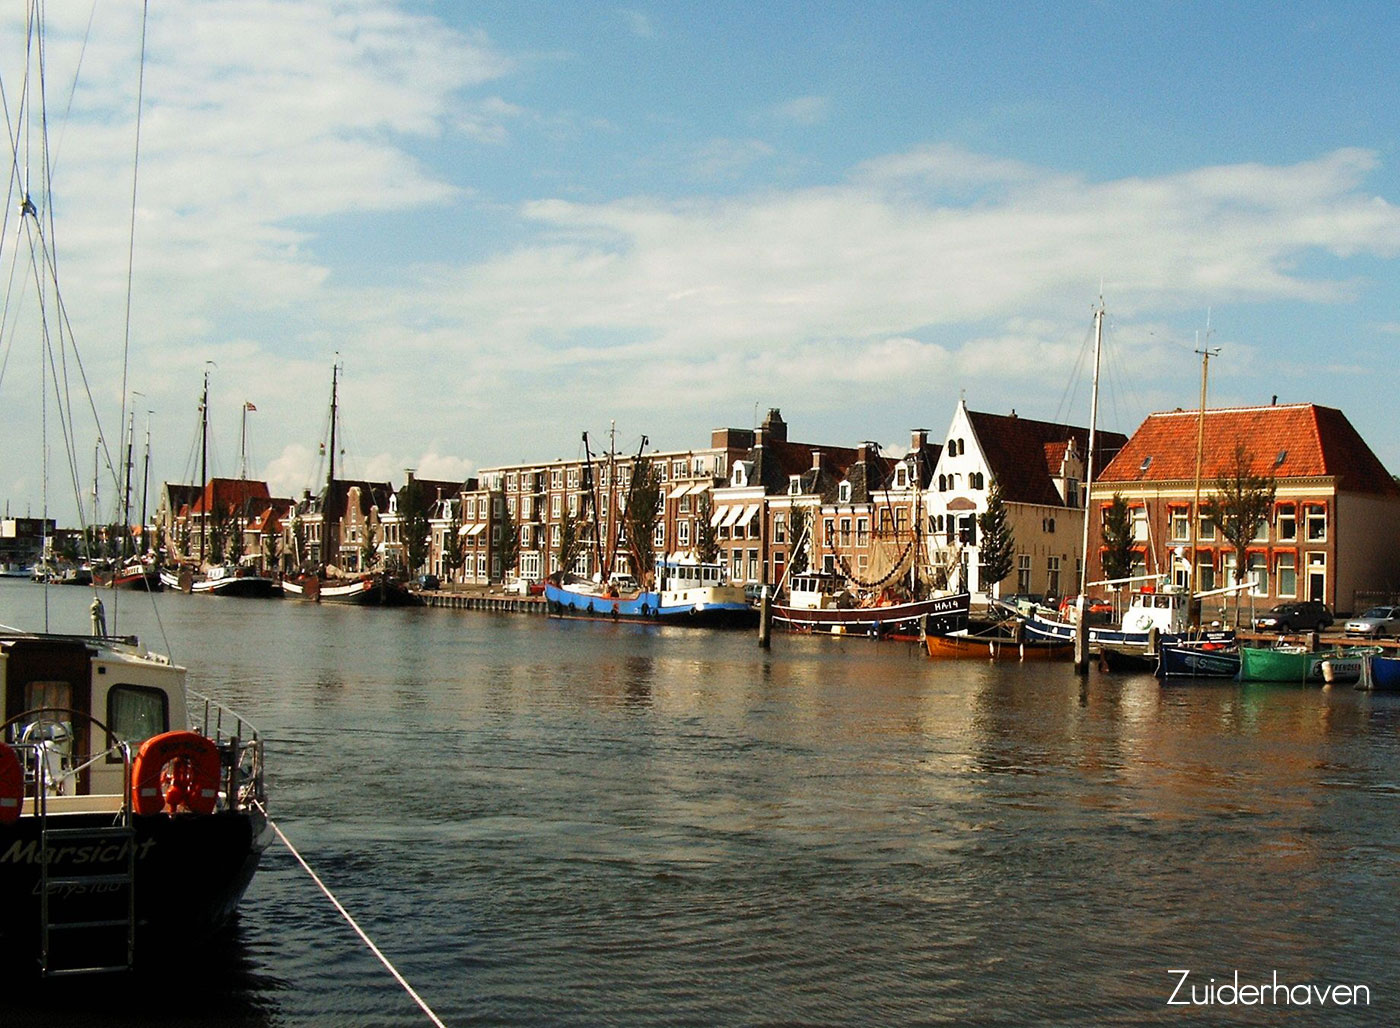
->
{"left": 1253, "top": 601, "right": 1333, "bottom": 633}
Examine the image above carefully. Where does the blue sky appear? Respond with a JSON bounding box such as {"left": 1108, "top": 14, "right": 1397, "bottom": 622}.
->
{"left": 2, "top": 1, "right": 1399, "bottom": 524}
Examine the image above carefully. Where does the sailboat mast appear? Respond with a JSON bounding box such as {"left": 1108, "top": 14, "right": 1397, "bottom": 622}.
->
{"left": 324, "top": 362, "right": 339, "bottom": 570}
{"left": 1190, "top": 345, "right": 1217, "bottom": 595}
{"left": 199, "top": 368, "right": 209, "bottom": 566}
{"left": 1074, "top": 301, "right": 1104, "bottom": 672}
{"left": 122, "top": 409, "right": 135, "bottom": 559}
{"left": 140, "top": 411, "right": 151, "bottom": 554}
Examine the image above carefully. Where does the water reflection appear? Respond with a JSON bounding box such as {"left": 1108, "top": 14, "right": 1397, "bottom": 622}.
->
{"left": 3, "top": 583, "right": 1398, "bottom": 1026}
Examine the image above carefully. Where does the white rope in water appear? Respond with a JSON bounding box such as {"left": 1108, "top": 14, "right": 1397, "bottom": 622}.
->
{"left": 269, "top": 817, "right": 449, "bottom": 1028}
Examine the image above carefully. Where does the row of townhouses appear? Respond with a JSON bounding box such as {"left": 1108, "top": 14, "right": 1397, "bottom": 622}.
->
{"left": 153, "top": 399, "right": 1400, "bottom": 614}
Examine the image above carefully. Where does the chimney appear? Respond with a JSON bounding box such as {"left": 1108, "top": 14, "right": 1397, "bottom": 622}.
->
{"left": 811, "top": 449, "right": 823, "bottom": 471}
{"left": 762, "top": 408, "right": 788, "bottom": 442}
{"left": 910, "top": 428, "right": 928, "bottom": 453}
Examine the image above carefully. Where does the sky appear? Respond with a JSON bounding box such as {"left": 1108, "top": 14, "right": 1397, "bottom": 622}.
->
{"left": 2, "top": 0, "right": 1399, "bottom": 526}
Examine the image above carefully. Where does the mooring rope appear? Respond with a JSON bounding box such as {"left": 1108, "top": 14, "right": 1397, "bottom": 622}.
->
{"left": 268, "top": 816, "right": 448, "bottom": 1028}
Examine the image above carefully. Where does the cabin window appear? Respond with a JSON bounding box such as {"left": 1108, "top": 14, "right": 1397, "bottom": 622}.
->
{"left": 107, "top": 685, "right": 168, "bottom": 750}
{"left": 1276, "top": 503, "right": 1296, "bottom": 541}
{"left": 1305, "top": 504, "right": 1327, "bottom": 542}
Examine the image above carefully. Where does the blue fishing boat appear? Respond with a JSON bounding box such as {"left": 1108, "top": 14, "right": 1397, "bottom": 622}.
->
{"left": 1156, "top": 642, "right": 1241, "bottom": 680}
{"left": 1358, "top": 653, "right": 1400, "bottom": 691}
{"left": 545, "top": 559, "right": 756, "bottom": 627}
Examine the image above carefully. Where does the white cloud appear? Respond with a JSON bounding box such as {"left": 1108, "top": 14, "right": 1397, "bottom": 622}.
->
{"left": 6, "top": 2, "right": 1400, "bottom": 522}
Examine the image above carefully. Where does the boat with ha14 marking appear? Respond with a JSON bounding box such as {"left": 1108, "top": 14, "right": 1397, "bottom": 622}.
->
{"left": 771, "top": 570, "right": 969, "bottom": 637}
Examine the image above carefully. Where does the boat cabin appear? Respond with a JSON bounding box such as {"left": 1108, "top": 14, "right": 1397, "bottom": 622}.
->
{"left": 1117, "top": 588, "right": 1192, "bottom": 636}
{"left": 1, "top": 632, "right": 188, "bottom": 804}
{"left": 786, "top": 571, "right": 848, "bottom": 610}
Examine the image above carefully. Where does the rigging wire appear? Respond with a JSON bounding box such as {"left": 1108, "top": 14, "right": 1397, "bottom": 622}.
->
{"left": 268, "top": 817, "right": 449, "bottom": 1028}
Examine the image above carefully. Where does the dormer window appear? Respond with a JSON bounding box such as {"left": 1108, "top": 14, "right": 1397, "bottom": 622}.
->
{"left": 838, "top": 481, "right": 852, "bottom": 503}
{"left": 894, "top": 466, "right": 909, "bottom": 489}
{"left": 789, "top": 476, "right": 802, "bottom": 496}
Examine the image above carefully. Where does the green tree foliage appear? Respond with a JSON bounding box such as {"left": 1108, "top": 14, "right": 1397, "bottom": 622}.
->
{"left": 976, "top": 483, "right": 1015, "bottom": 590}
{"left": 1203, "top": 443, "right": 1276, "bottom": 620}
{"left": 557, "top": 506, "right": 582, "bottom": 576}
{"left": 496, "top": 500, "right": 519, "bottom": 579}
{"left": 441, "top": 501, "right": 466, "bottom": 582}
{"left": 360, "top": 518, "right": 379, "bottom": 572}
{"left": 695, "top": 493, "right": 719, "bottom": 563}
{"left": 398, "top": 479, "right": 432, "bottom": 574}
{"left": 788, "top": 505, "right": 810, "bottom": 576}
{"left": 1099, "top": 492, "right": 1137, "bottom": 583}
{"left": 624, "top": 458, "right": 663, "bottom": 586}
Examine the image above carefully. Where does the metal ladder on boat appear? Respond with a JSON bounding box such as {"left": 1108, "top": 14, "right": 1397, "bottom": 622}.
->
{"left": 34, "top": 746, "right": 136, "bottom": 977}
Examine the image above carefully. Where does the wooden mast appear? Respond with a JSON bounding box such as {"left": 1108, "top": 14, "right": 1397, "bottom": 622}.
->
{"left": 1074, "top": 300, "right": 1105, "bottom": 673}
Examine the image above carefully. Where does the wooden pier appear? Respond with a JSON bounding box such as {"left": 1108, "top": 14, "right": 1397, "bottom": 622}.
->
{"left": 420, "top": 591, "right": 547, "bottom": 615}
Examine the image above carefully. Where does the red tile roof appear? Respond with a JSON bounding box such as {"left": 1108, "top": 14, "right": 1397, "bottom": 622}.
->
{"left": 1098, "top": 404, "right": 1398, "bottom": 495}
{"left": 191, "top": 478, "right": 271, "bottom": 515}
{"left": 968, "top": 411, "right": 1127, "bottom": 506}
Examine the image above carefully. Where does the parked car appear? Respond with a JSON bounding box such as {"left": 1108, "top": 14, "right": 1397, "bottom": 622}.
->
{"left": 1344, "top": 605, "right": 1400, "bottom": 638}
{"left": 1252, "top": 601, "right": 1333, "bottom": 633}
{"left": 416, "top": 573, "right": 440, "bottom": 591}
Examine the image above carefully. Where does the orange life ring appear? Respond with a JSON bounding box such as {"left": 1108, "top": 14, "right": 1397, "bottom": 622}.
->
{"left": 0, "top": 742, "right": 22, "bottom": 824}
{"left": 131, "top": 730, "right": 221, "bottom": 815}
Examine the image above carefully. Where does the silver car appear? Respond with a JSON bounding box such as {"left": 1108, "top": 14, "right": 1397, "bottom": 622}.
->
{"left": 1344, "top": 605, "right": 1400, "bottom": 638}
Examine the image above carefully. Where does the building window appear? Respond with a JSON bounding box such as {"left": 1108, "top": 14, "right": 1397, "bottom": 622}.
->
{"left": 1277, "top": 503, "right": 1296, "bottom": 542}
{"left": 1047, "top": 556, "right": 1061, "bottom": 598}
{"left": 1197, "top": 556, "right": 1216, "bottom": 592}
{"left": 823, "top": 518, "right": 835, "bottom": 544}
{"left": 1305, "top": 504, "right": 1327, "bottom": 542}
{"left": 856, "top": 517, "right": 869, "bottom": 545}
{"left": 1198, "top": 516, "right": 1216, "bottom": 541}
{"left": 679, "top": 521, "right": 691, "bottom": 547}
{"left": 840, "top": 517, "right": 852, "bottom": 544}
{"left": 1276, "top": 552, "right": 1297, "bottom": 597}
{"left": 838, "top": 481, "right": 852, "bottom": 503}
{"left": 1017, "top": 554, "right": 1031, "bottom": 593}
{"left": 789, "top": 477, "right": 801, "bottom": 496}
{"left": 1169, "top": 509, "right": 1190, "bottom": 541}
{"left": 1248, "top": 552, "right": 1268, "bottom": 596}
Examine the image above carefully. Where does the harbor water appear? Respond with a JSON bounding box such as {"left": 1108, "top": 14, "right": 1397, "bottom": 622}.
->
{"left": 4, "top": 579, "right": 1398, "bottom": 1026}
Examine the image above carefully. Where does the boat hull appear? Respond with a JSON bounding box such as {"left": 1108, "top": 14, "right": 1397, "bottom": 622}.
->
{"left": 1238, "top": 646, "right": 1376, "bottom": 684}
{"left": 1156, "top": 644, "right": 1241, "bottom": 680}
{"left": 1363, "top": 654, "right": 1400, "bottom": 691}
{"left": 772, "top": 592, "right": 969, "bottom": 637}
{"left": 282, "top": 574, "right": 420, "bottom": 606}
{"left": 544, "top": 582, "right": 756, "bottom": 627}
{"left": 925, "top": 632, "right": 1071, "bottom": 661}
{"left": 0, "top": 808, "right": 270, "bottom": 971}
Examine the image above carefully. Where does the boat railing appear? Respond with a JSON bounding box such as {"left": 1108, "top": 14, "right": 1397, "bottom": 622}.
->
{"left": 189, "top": 688, "right": 266, "bottom": 812}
